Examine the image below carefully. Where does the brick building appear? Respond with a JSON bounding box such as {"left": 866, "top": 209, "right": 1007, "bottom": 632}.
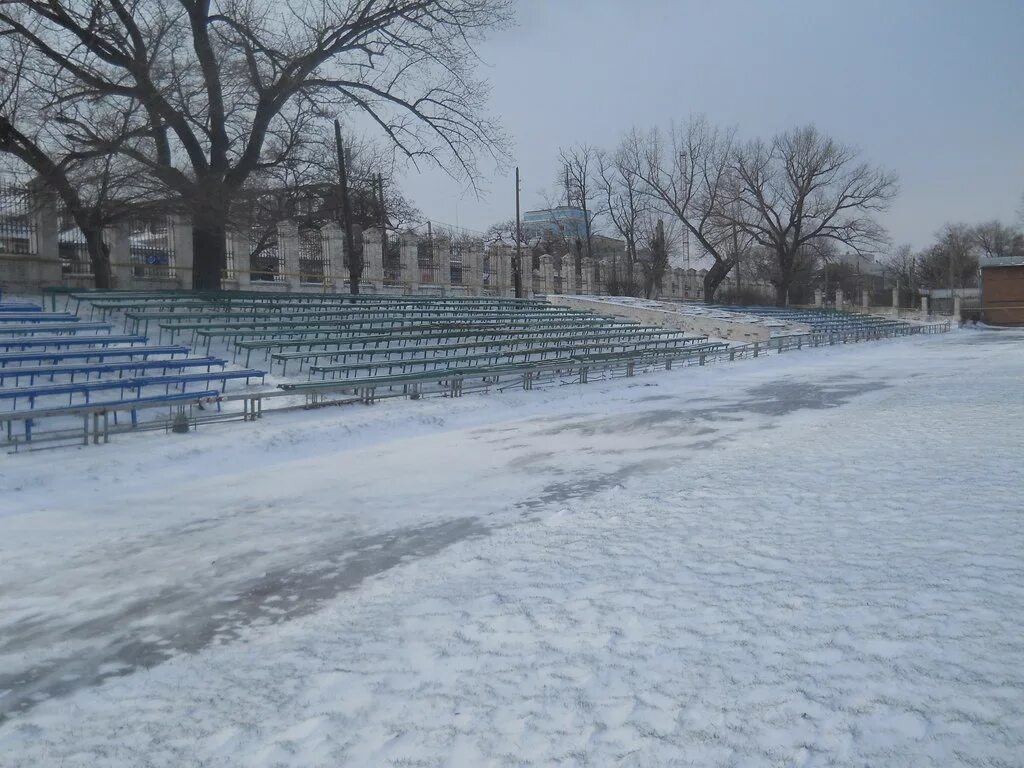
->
{"left": 980, "top": 256, "right": 1024, "bottom": 326}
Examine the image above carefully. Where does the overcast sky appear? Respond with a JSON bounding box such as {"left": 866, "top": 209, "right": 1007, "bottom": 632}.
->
{"left": 397, "top": 0, "right": 1024, "bottom": 250}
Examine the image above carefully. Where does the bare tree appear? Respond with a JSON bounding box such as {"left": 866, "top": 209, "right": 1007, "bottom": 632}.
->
{"left": 917, "top": 223, "right": 979, "bottom": 290}
{"left": 558, "top": 143, "right": 598, "bottom": 275}
{"left": 623, "top": 117, "right": 738, "bottom": 303}
{"left": 595, "top": 136, "right": 647, "bottom": 272}
{"left": 973, "top": 220, "right": 1024, "bottom": 260}
{"left": 639, "top": 219, "right": 668, "bottom": 298}
{"left": 485, "top": 217, "right": 532, "bottom": 263}
{"left": 0, "top": 33, "right": 157, "bottom": 287}
{"left": 217, "top": 126, "right": 417, "bottom": 289}
{"left": 726, "top": 125, "right": 898, "bottom": 306}
{"left": 1, "top": 0, "right": 512, "bottom": 289}
{"left": 881, "top": 243, "right": 920, "bottom": 306}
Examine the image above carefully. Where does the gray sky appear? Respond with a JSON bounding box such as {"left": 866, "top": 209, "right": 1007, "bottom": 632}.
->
{"left": 398, "top": 0, "right": 1024, "bottom": 250}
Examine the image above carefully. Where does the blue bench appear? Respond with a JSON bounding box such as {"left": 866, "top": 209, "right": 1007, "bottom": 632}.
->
{"left": 1, "top": 368, "right": 266, "bottom": 409}
{"left": 0, "top": 313, "right": 80, "bottom": 323}
{"left": 0, "top": 357, "right": 228, "bottom": 386}
{"left": 0, "top": 334, "right": 147, "bottom": 352}
{"left": 0, "top": 322, "right": 112, "bottom": 336}
{"left": 0, "top": 345, "right": 190, "bottom": 368}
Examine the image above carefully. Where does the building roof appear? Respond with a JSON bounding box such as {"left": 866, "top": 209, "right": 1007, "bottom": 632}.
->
{"left": 980, "top": 256, "right": 1024, "bottom": 269}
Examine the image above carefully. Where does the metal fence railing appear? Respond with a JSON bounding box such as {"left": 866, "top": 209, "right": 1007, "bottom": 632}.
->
{"left": 297, "top": 227, "right": 328, "bottom": 284}
{"left": 227, "top": 225, "right": 283, "bottom": 283}
{"left": 0, "top": 181, "right": 37, "bottom": 255}
{"left": 130, "top": 215, "right": 176, "bottom": 279}
{"left": 449, "top": 244, "right": 464, "bottom": 286}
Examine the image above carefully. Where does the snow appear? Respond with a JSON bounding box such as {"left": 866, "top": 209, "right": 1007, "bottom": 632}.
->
{"left": 568, "top": 294, "right": 814, "bottom": 336}
{"left": 1, "top": 328, "right": 1023, "bottom": 766}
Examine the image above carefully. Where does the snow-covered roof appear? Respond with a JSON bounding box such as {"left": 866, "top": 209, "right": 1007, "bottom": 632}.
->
{"left": 980, "top": 256, "right": 1024, "bottom": 269}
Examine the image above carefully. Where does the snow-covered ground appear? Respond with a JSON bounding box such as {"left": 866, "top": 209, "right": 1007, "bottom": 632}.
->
{"left": 1, "top": 327, "right": 1022, "bottom": 766}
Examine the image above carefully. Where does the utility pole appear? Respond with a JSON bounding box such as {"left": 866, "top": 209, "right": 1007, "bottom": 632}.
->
{"left": 948, "top": 249, "right": 955, "bottom": 314}
{"left": 426, "top": 220, "right": 433, "bottom": 284}
{"left": 334, "top": 119, "right": 359, "bottom": 294}
{"left": 824, "top": 259, "right": 830, "bottom": 305}
{"left": 514, "top": 167, "right": 523, "bottom": 298}
{"left": 679, "top": 151, "right": 691, "bottom": 275}
{"left": 732, "top": 217, "right": 742, "bottom": 293}
{"left": 377, "top": 172, "right": 388, "bottom": 282}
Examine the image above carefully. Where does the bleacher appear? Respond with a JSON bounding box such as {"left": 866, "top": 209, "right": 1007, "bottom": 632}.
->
{"left": 1, "top": 293, "right": 269, "bottom": 446}
{"left": 0, "top": 289, "right": 728, "bottom": 446}
{"left": 704, "top": 304, "right": 910, "bottom": 335}
{"left": 2, "top": 289, "right": 952, "bottom": 448}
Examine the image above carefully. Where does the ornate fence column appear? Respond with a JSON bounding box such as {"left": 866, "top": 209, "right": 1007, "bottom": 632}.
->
{"left": 835, "top": 288, "right": 844, "bottom": 309}
{"left": 277, "top": 219, "right": 300, "bottom": 290}
{"left": 892, "top": 283, "right": 899, "bottom": 309}
{"left": 494, "top": 245, "right": 511, "bottom": 296}
{"left": 579, "top": 257, "right": 594, "bottom": 294}
{"left": 361, "top": 228, "right": 384, "bottom": 291}
{"left": 226, "top": 228, "right": 251, "bottom": 285}
{"left": 31, "top": 187, "right": 61, "bottom": 287}
{"left": 465, "top": 242, "right": 484, "bottom": 295}
{"left": 563, "top": 261, "right": 576, "bottom": 295}
{"left": 170, "top": 215, "right": 194, "bottom": 289}
{"left": 108, "top": 222, "right": 133, "bottom": 288}
{"left": 323, "top": 223, "right": 345, "bottom": 291}
{"left": 400, "top": 232, "right": 419, "bottom": 294}
{"left": 538, "top": 254, "right": 554, "bottom": 295}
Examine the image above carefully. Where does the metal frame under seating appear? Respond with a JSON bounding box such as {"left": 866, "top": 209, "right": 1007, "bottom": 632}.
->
{"left": 2, "top": 390, "right": 221, "bottom": 446}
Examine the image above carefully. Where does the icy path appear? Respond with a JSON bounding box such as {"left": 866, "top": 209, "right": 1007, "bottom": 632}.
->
{"left": 1, "top": 329, "right": 1022, "bottom": 766}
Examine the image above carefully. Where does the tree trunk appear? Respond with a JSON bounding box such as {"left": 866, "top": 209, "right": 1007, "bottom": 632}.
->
{"left": 774, "top": 250, "right": 795, "bottom": 307}
{"left": 774, "top": 265, "right": 796, "bottom": 306}
{"left": 192, "top": 212, "right": 227, "bottom": 291}
{"left": 774, "top": 282, "right": 788, "bottom": 307}
{"left": 348, "top": 266, "right": 361, "bottom": 294}
{"left": 83, "top": 228, "right": 113, "bottom": 289}
{"left": 703, "top": 259, "right": 733, "bottom": 304}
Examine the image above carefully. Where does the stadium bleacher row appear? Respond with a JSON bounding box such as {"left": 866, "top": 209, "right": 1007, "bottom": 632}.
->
{"left": 705, "top": 303, "right": 912, "bottom": 335}
{"left": 2, "top": 290, "right": 728, "bottom": 446}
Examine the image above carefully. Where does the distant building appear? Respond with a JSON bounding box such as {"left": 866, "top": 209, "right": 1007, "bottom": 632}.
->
{"left": 522, "top": 206, "right": 588, "bottom": 240}
{"left": 590, "top": 234, "right": 627, "bottom": 262}
{"left": 980, "top": 255, "right": 1024, "bottom": 326}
